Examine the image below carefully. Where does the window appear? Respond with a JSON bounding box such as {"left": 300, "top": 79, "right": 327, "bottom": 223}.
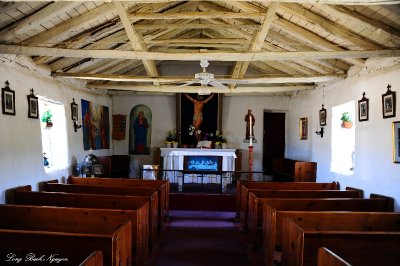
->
{"left": 331, "top": 101, "right": 355, "bottom": 176}
{"left": 39, "top": 98, "right": 68, "bottom": 172}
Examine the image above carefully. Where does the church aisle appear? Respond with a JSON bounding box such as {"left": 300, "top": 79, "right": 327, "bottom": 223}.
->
{"left": 150, "top": 210, "right": 261, "bottom": 266}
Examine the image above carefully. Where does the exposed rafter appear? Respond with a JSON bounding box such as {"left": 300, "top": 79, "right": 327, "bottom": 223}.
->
{"left": 2, "top": 45, "right": 398, "bottom": 61}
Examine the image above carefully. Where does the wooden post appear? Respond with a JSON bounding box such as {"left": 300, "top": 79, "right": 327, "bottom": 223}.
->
{"left": 248, "top": 145, "right": 253, "bottom": 181}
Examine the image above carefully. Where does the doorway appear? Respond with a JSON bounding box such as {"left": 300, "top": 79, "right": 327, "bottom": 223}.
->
{"left": 263, "top": 112, "right": 286, "bottom": 175}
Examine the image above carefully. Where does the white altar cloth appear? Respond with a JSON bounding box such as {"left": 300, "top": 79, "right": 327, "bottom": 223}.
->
{"left": 160, "top": 148, "right": 236, "bottom": 192}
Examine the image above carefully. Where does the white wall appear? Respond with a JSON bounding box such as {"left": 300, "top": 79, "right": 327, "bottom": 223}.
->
{"left": 0, "top": 55, "right": 112, "bottom": 203}
{"left": 287, "top": 58, "right": 400, "bottom": 210}
{"left": 112, "top": 93, "right": 290, "bottom": 176}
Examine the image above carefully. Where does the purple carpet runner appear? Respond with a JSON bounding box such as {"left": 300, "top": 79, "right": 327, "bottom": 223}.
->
{"left": 150, "top": 210, "right": 261, "bottom": 266}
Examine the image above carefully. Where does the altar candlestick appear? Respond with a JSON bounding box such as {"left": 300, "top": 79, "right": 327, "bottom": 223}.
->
{"left": 249, "top": 115, "right": 253, "bottom": 146}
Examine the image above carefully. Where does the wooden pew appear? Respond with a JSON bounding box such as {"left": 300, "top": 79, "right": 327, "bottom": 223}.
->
{"left": 238, "top": 181, "right": 340, "bottom": 228}
{"left": 272, "top": 158, "right": 317, "bottom": 182}
{"left": 6, "top": 186, "right": 149, "bottom": 266}
{"left": 282, "top": 216, "right": 400, "bottom": 266}
{"left": 0, "top": 204, "right": 150, "bottom": 265}
{"left": 68, "top": 176, "right": 170, "bottom": 221}
{"left": 42, "top": 181, "right": 159, "bottom": 248}
{"left": 80, "top": 251, "right": 103, "bottom": 266}
{"left": 317, "top": 247, "right": 351, "bottom": 266}
{"left": 0, "top": 223, "right": 130, "bottom": 266}
{"left": 247, "top": 188, "right": 362, "bottom": 250}
{"left": 262, "top": 196, "right": 395, "bottom": 266}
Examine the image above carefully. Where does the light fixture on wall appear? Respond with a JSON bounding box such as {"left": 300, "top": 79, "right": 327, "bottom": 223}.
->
{"left": 315, "top": 127, "right": 324, "bottom": 138}
{"left": 73, "top": 120, "right": 82, "bottom": 132}
{"left": 71, "top": 98, "right": 82, "bottom": 132}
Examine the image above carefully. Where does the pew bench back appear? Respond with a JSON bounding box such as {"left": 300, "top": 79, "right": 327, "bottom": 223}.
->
{"left": 0, "top": 223, "right": 131, "bottom": 266}
{"left": 68, "top": 176, "right": 169, "bottom": 220}
{"left": 282, "top": 218, "right": 400, "bottom": 266}
{"left": 0, "top": 204, "right": 148, "bottom": 265}
{"left": 262, "top": 197, "right": 395, "bottom": 266}
{"left": 43, "top": 182, "right": 159, "bottom": 249}
{"left": 246, "top": 189, "right": 363, "bottom": 249}
{"left": 239, "top": 181, "right": 340, "bottom": 228}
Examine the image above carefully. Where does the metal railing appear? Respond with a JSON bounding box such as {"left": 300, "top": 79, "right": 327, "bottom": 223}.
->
{"left": 140, "top": 168, "right": 265, "bottom": 194}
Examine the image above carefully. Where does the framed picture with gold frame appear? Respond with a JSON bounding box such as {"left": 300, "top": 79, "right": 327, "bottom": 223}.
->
{"left": 393, "top": 121, "right": 400, "bottom": 163}
{"left": 299, "top": 117, "right": 308, "bottom": 140}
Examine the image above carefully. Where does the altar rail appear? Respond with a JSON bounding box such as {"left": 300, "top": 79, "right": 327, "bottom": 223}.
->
{"left": 140, "top": 168, "right": 265, "bottom": 194}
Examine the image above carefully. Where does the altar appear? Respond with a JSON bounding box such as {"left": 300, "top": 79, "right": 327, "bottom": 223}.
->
{"left": 160, "top": 148, "right": 236, "bottom": 192}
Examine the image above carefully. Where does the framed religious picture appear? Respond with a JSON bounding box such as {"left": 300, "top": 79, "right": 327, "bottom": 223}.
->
{"left": 299, "top": 117, "right": 308, "bottom": 140}
{"left": 27, "top": 89, "right": 39, "bottom": 119}
{"left": 1, "top": 80, "right": 16, "bottom": 116}
{"left": 178, "top": 93, "right": 221, "bottom": 147}
{"left": 382, "top": 84, "right": 396, "bottom": 119}
{"left": 393, "top": 121, "right": 400, "bottom": 163}
{"left": 71, "top": 98, "right": 78, "bottom": 121}
{"left": 319, "top": 104, "right": 327, "bottom": 126}
{"left": 358, "top": 92, "right": 369, "bottom": 122}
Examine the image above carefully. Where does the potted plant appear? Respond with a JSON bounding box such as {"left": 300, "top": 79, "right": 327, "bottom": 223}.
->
{"left": 341, "top": 112, "right": 353, "bottom": 129}
{"left": 215, "top": 132, "right": 227, "bottom": 149}
{"left": 166, "top": 129, "right": 177, "bottom": 148}
{"left": 41, "top": 110, "right": 53, "bottom": 128}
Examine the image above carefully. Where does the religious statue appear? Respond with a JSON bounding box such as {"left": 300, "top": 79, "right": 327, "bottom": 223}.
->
{"left": 244, "top": 109, "right": 255, "bottom": 140}
{"left": 184, "top": 93, "right": 215, "bottom": 141}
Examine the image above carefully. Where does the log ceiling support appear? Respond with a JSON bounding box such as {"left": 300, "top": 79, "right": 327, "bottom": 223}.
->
{"left": 231, "top": 2, "right": 279, "bottom": 88}
{"left": 1, "top": 44, "right": 399, "bottom": 61}
{"left": 114, "top": 1, "right": 159, "bottom": 85}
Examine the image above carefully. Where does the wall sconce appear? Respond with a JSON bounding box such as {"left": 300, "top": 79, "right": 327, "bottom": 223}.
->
{"left": 315, "top": 127, "right": 324, "bottom": 138}
{"left": 73, "top": 120, "right": 82, "bottom": 132}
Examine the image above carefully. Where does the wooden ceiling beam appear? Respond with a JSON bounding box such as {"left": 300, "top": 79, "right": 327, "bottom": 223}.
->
{"left": 114, "top": 1, "right": 159, "bottom": 82}
{"left": 280, "top": 3, "right": 382, "bottom": 50}
{"left": 231, "top": 2, "right": 279, "bottom": 87}
{"left": 133, "top": 22, "right": 259, "bottom": 30}
{"left": 128, "top": 11, "right": 266, "bottom": 20}
{"left": 273, "top": 18, "right": 366, "bottom": 66}
{"left": 321, "top": 4, "right": 400, "bottom": 40}
{"left": 85, "top": 83, "right": 315, "bottom": 94}
{"left": 0, "top": 2, "right": 82, "bottom": 43}
{"left": 13, "top": 1, "right": 400, "bottom": 5}
{"left": 53, "top": 72, "right": 345, "bottom": 83}
{"left": 2, "top": 45, "right": 399, "bottom": 61}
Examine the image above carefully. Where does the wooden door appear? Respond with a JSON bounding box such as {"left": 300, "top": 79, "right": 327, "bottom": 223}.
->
{"left": 263, "top": 112, "right": 285, "bottom": 175}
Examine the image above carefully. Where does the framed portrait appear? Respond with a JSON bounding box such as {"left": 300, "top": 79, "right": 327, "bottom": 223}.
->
{"left": 27, "top": 89, "right": 39, "bottom": 119}
{"left": 299, "top": 117, "right": 308, "bottom": 140}
{"left": 71, "top": 98, "right": 78, "bottom": 121}
{"left": 358, "top": 92, "right": 369, "bottom": 122}
{"left": 319, "top": 105, "right": 326, "bottom": 126}
{"left": 382, "top": 85, "right": 396, "bottom": 119}
{"left": 1, "top": 81, "right": 15, "bottom": 116}
{"left": 393, "top": 121, "right": 400, "bottom": 163}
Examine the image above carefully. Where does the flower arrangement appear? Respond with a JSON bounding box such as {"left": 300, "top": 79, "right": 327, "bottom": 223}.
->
{"left": 166, "top": 129, "right": 177, "bottom": 142}
{"left": 216, "top": 131, "right": 227, "bottom": 143}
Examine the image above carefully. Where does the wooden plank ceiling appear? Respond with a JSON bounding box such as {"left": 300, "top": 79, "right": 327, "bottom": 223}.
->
{"left": 0, "top": 0, "right": 399, "bottom": 95}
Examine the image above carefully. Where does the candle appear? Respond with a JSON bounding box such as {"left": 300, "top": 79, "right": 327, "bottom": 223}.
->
{"left": 249, "top": 115, "right": 253, "bottom": 146}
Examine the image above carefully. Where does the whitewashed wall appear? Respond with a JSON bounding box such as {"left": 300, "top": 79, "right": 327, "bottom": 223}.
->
{"left": 0, "top": 55, "right": 112, "bottom": 203}
{"left": 112, "top": 93, "right": 290, "bottom": 176}
{"left": 287, "top": 58, "right": 400, "bottom": 210}
{"left": 222, "top": 95, "right": 290, "bottom": 172}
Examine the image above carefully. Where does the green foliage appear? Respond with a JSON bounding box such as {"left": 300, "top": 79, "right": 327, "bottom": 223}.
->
{"left": 41, "top": 110, "right": 52, "bottom": 123}
{"left": 340, "top": 112, "right": 352, "bottom": 122}
{"left": 166, "top": 129, "right": 177, "bottom": 142}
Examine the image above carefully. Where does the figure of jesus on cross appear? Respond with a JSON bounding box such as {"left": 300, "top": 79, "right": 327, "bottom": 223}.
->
{"left": 184, "top": 93, "right": 215, "bottom": 142}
